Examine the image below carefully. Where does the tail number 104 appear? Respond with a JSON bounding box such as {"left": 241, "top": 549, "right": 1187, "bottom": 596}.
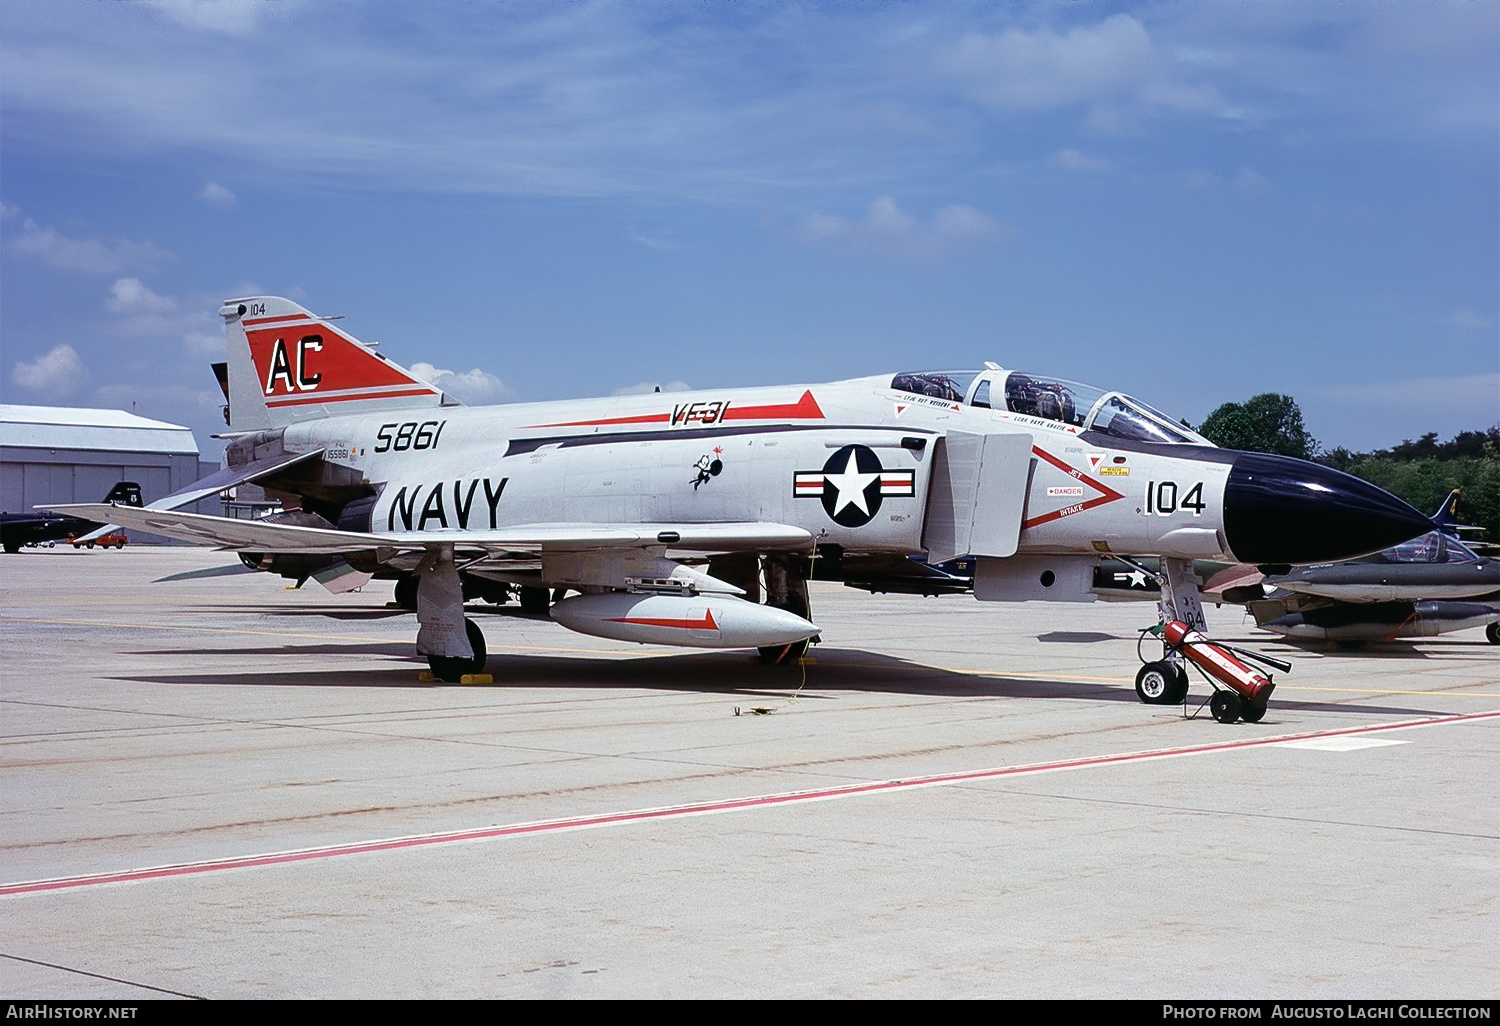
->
{"left": 1144, "top": 480, "right": 1206, "bottom": 517}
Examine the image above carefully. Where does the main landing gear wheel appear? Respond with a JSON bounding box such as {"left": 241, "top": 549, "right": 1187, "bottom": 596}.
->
{"left": 1135, "top": 661, "right": 1189, "bottom": 705}
{"left": 519, "top": 586, "right": 550, "bottom": 616}
{"left": 1487, "top": 622, "right": 1500, "bottom": 645}
{"left": 758, "top": 638, "right": 810, "bottom": 666}
{"left": 393, "top": 576, "right": 418, "bottom": 611}
{"left": 426, "top": 618, "right": 487, "bottom": 683}
{"left": 1210, "top": 690, "right": 1243, "bottom": 724}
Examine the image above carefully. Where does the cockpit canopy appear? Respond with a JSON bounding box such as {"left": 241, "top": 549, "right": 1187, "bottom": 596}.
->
{"left": 1379, "top": 531, "right": 1483, "bottom": 565}
{"left": 891, "top": 369, "right": 1210, "bottom": 445}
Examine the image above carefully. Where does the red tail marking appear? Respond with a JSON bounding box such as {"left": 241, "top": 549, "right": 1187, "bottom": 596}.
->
{"left": 246, "top": 325, "right": 435, "bottom": 401}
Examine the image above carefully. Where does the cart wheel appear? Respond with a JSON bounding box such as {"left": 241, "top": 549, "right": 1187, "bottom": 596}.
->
{"left": 1210, "top": 690, "right": 1242, "bottom": 724}
{"left": 1165, "top": 664, "right": 1190, "bottom": 704}
{"left": 1239, "top": 703, "right": 1266, "bottom": 724}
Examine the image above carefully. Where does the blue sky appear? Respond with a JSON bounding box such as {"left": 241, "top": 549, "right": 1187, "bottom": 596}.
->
{"left": 2, "top": 0, "right": 1495, "bottom": 459}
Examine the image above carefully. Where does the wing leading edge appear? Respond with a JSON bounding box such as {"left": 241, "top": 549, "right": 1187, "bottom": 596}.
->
{"left": 43, "top": 504, "right": 814, "bottom": 556}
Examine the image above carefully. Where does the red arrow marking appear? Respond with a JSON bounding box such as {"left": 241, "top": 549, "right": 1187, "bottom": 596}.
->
{"left": 605, "top": 609, "right": 719, "bottom": 630}
{"left": 1022, "top": 446, "right": 1125, "bottom": 529}
{"left": 721, "top": 390, "right": 824, "bottom": 421}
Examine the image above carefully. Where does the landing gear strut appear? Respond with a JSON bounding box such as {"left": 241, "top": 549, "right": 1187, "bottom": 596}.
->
{"left": 415, "top": 545, "right": 490, "bottom": 683}
{"left": 759, "top": 554, "right": 812, "bottom": 665}
{"left": 1134, "top": 557, "right": 1286, "bottom": 723}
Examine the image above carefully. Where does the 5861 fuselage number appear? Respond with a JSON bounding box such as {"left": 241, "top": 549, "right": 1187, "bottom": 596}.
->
{"left": 374, "top": 420, "right": 446, "bottom": 453}
{"left": 1144, "top": 480, "right": 1205, "bottom": 517}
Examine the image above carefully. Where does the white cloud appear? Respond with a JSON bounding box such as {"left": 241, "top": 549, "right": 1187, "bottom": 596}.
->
{"left": 198, "top": 181, "right": 236, "bottom": 207}
{"left": 629, "top": 229, "right": 681, "bottom": 251}
{"left": 13, "top": 344, "right": 89, "bottom": 399}
{"left": 796, "top": 196, "right": 1008, "bottom": 259}
{"left": 1047, "top": 148, "right": 1111, "bottom": 172}
{"left": 1446, "top": 309, "right": 1495, "bottom": 332}
{"left": 107, "top": 277, "right": 177, "bottom": 317}
{"left": 1234, "top": 168, "right": 1271, "bottom": 193}
{"left": 103, "top": 278, "right": 223, "bottom": 357}
{"left": 0, "top": 2, "right": 1484, "bottom": 210}
{"left": 408, "top": 362, "right": 510, "bottom": 405}
{"left": 612, "top": 381, "right": 692, "bottom": 396}
{"left": 6, "top": 216, "right": 171, "bottom": 274}
{"left": 943, "top": 14, "right": 1224, "bottom": 127}
{"left": 149, "top": 0, "right": 271, "bottom": 36}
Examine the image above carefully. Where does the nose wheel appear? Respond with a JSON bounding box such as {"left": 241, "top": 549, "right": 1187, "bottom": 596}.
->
{"left": 1135, "top": 661, "right": 1189, "bottom": 705}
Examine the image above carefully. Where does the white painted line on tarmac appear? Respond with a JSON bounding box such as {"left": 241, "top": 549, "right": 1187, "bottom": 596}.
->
{"left": 2, "top": 710, "right": 1495, "bottom": 899}
{"left": 1277, "top": 736, "right": 1410, "bottom": 752}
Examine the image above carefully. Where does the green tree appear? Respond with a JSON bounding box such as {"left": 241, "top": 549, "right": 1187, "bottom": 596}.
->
{"left": 1198, "top": 393, "right": 1317, "bottom": 459}
{"left": 1316, "top": 428, "right": 1499, "bottom": 542}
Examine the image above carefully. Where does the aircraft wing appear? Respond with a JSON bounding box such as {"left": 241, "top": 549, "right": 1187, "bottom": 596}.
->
{"left": 43, "top": 504, "right": 813, "bottom": 555}
{"left": 69, "top": 449, "right": 326, "bottom": 543}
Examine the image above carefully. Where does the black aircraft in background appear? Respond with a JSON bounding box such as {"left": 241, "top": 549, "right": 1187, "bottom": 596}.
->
{"left": 1, "top": 482, "right": 142, "bottom": 553}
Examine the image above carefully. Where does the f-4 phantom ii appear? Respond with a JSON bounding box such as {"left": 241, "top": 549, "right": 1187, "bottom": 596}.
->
{"left": 49, "top": 296, "right": 1436, "bottom": 720}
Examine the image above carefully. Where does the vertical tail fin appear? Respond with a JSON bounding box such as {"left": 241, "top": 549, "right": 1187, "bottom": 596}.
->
{"left": 1433, "top": 489, "right": 1460, "bottom": 534}
{"left": 102, "top": 482, "right": 142, "bottom": 507}
{"left": 219, "top": 297, "right": 458, "bottom": 429}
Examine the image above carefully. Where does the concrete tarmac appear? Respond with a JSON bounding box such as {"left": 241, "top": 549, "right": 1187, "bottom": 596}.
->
{"left": 1, "top": 547, "right": 1496, "bottom": 999}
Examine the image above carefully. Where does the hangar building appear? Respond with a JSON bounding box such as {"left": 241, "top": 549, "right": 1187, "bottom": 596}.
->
{"left": 0, "top": 404, "right": 218, "bottom": 542}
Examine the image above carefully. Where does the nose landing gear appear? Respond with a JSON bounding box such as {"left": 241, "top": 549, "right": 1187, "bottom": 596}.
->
{"left": 1132, "top": 557, "right": 1289, "bottom": 724}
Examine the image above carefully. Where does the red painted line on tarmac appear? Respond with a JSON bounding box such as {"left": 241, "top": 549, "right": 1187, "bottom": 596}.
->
{"left": 3, "top": 710, "right": 1494, "bottom": 899}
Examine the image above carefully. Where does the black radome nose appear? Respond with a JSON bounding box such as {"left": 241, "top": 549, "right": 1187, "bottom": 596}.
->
{"left": 1223, "top": 452, "right": 1432, "bottom": 565}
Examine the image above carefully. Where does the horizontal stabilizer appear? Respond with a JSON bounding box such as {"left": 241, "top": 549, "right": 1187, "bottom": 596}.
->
{"left": 67, "top": 449, "right": 326, "bottom": 544}
{"left": 47, "top": 504, "right": 382, "bottom": 552}
{"left": 146, "top": 449, "right": 326, "bottom": 511}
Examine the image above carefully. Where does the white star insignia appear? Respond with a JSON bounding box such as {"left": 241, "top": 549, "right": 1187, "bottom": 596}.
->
{"left": 822, "top": 450, "right": 879, "bottom": 516}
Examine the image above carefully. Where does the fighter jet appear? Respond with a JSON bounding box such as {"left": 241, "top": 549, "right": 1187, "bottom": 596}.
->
{"left": 47, "top": 297, "right": 1435, "bottom": 721}
{"left": 1207, "top": 495, "right": 1500, "bottom": 645}
{"left": 3, "top": 481, "right": 141, "bottom": 553}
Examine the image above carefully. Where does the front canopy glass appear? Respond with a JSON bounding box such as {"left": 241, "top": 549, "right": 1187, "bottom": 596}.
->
{"left": 890, "top": 368, "right": 1209, "bottom": 445}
